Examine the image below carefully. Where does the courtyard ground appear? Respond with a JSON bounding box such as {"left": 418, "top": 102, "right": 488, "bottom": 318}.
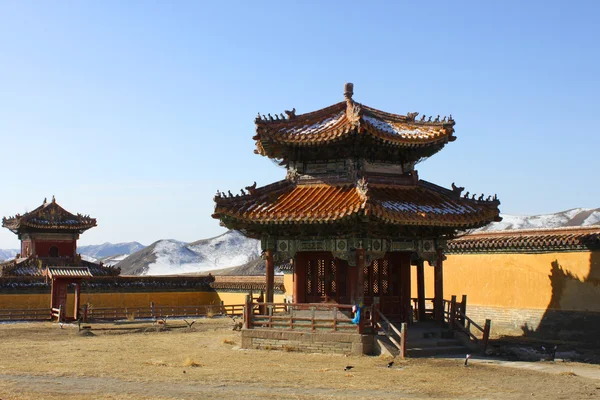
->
{"left": 0, "top": 318, "right": 598, "bottom": 399}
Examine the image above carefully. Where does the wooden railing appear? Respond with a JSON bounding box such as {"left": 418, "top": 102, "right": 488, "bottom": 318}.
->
{"left": 0, "top": 308, "right": 52, "bottom": 321}
{"left": 443, "top": 295, "right": 491, "bottom": 352}
{"left": 374, "top": 309, "right": 407, "bottom": 358}
{"left": 411, "top": 297, "right": 434, "bottom": 321}
{"left": 244, "top": 300, "right": 365, "bottom": 333}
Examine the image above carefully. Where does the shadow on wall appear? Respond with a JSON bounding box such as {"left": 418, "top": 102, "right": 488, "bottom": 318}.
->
{"left": 521, "top": 252, "right": 600, "bottom": 347}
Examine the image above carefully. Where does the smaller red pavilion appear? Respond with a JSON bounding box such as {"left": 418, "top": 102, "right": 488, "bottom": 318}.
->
{"left": 1, "top": 197, "right": 119, "bottom": 320}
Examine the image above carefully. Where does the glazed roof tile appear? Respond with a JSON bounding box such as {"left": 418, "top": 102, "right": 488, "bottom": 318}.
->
{"left": 447, "top": 226, "right": 600, "bottom": 253}
{"left": 213, "top": 180, "right": 500, "bottom": 229}
{"left": 254, "top": 96, "right": 455, "bottom": 156}
{"left": 2, "top": 198, "right": 96, "bottom": 233}
{"left": 46, "top": 267, "right": 93, "bottom": 279}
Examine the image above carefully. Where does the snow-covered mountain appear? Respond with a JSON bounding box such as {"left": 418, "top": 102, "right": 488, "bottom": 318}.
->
{"left": 0, "top": 249, "right": 18, "bottom": 262}
{"left": 477, "top": 208, "right": 600, "bottom": 232}
{"left": 78, "top": 242, "right": 145, "bottom": 259}
{"left": 115, "top": 231, "right": 261, "bottom": 276}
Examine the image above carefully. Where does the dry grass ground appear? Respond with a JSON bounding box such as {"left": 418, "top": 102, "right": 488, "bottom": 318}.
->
{"left": 0, "top": 318, "right": 598, "bottom": 399}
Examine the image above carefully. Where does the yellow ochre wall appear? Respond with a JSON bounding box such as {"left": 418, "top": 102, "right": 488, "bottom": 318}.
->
{"left": 0, "top": 291, "right": 287, "bottom": 310}
{"left": 409, "top": 251, "right": 600, "bottom": 312}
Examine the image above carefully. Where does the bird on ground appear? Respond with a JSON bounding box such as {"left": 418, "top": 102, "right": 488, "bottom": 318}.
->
{"left": 344, "top": 366, "right": 354, "bottom": 371}
{"left": 387, "top": 361, "right": 394, "bottom": 368}
{"left": 464, "top": 354, "right": 472, "bottom": 366}
{"left": 541, "top": 345, "right": 558, "bottom": 361}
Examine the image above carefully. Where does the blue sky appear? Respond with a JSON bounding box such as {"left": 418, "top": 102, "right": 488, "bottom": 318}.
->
{"left": 1, "top": 1, "right": 599, "bottom": 248}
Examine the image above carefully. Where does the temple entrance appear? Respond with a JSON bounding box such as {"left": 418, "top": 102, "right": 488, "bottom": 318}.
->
{"left": 363, "top": 253, "right": 412, "bottom": 321}
{"left": 47, "top": 267, "right": 92, "bottom": 321}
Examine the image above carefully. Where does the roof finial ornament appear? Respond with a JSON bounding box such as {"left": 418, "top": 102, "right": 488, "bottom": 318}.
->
{"left": 43, "top": 197, "right": 47, "bottom": 204}
{"left": 284, "top": 108, "right": 296, "bottom": 119}
{"left": 52, "top": 195, "right": 55, "bottom": 203}
{"left": 344, "top": 82, "right": 354, "bottom": 100}
{"left": 406, "top": 112, "right": 418, "bottom": 122}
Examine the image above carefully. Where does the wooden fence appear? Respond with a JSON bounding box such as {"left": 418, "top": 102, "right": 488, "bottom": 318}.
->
{"left": 81, "top": 302, "right": 245, "bottom": 322}
{"left": 0, "top": 308, "right": 51, "bottom": 321}
{"left": 0, "top": 302, "right": 245, "bottom": 323}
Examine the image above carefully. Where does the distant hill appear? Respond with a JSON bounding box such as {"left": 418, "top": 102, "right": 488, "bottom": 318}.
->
{"left": 78, "top": 242, "right": 146, "bottom": 260}
{"left": 0, "top": 249, "right": 18, "bottom": 262}
{"left": 116, "top": 231, "right": 261, "bottom": 276}
{"left": 476, "top": 208, "right": 600, "bottom": 231}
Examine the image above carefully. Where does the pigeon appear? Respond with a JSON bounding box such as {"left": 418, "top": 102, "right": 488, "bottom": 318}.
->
{"left": 464, "top": 354, "right": 472, "bottom": 366}
{"left": 344, "top": 366, "right": 354, "bottom": 371}
{"left": 387, "top": 361, "right": 394, "bottom": 368}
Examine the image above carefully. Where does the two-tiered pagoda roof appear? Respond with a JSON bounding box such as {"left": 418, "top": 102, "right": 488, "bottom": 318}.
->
{"left": 213, "top": 83, "right": 501, "bottom": 239}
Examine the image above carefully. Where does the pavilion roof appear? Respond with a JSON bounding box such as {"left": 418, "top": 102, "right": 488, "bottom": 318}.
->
{"left": 213, "top": 179, "right": 501, "bottom": 235}
{"left": 253, "top": 84, "right": 456, "bottom": 159}
{"left": 2, "top": 197, "right": 97, "bottom": 234}
{"left": 447, "top": 226, "right": 600, "bottom": 253}
{"left": 46, "top": 267, "right": 92, "bottom": 279}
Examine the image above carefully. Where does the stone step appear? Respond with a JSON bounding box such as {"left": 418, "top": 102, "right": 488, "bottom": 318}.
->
{"left": 407, "top": 345, "right": 469, "bottom": 358}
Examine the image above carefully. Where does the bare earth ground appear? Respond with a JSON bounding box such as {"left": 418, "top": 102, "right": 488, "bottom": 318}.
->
{"left": 0, "top": 319, "right": 598, "bottom": 399}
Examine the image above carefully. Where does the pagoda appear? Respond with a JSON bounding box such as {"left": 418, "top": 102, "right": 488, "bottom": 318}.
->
{"left": 213, "top": 83, "right": 501, "bottom": 322}
{"left": 2, "top": 197, "right": 119, "bottom": 320}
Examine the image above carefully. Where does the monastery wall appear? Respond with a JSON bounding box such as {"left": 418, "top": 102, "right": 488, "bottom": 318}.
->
{"left": 0, "top": 275, "right": 286, "bottom": 313}
{"left": 435, "top": 250, "right": 600, "bottom": 338}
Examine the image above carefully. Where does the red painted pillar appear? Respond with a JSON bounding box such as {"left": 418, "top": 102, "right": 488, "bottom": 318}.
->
{"left": 434, "top": 249, "right": 444, "bottom": 323}
{"left": 74, "top": 282, "right": 81, "bottom": 320}
{"left": 265, "top": 249, "right": 274, "bottom": 303}
{"left": 293, "top": 252, "right": 305, "bottom": 303}
{"left": 356, "top": 249, "right": 365, "bottom": 306}
{"left": 401, "top": 254, "right": 412, "bottom": 323}
{"left": 417, "top": 259, "right": 426, "bottom": 321}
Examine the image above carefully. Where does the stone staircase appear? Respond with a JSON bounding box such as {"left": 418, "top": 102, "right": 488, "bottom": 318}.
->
{"left": 375, "top": 321, "right": 470, "bottom": 358}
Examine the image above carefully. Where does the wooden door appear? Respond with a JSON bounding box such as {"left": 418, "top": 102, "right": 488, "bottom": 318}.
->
{"left": 305, "top": 253, "right": 349, "bottom": 304}
{"left": 363, "top": 253, "right": 411, "bottom": 321}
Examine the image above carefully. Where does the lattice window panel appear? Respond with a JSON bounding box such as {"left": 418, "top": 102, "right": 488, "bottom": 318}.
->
{"left": 363, "top": 265, "right": 370, "bottom": 295}
{"left": 382, "top": 259, "right": 389, "bottom": 295}
{"left": 306, "top": 261, "right": 313, "bottom": 295}
{"left": 372, "top": 260, "right": 380, "bottom": 295}
{"left": 329, "top": 260, "right": 337, "bottom": 295}
{"left": 317, "top": 259, "right": 325, "bottom": 295}
{"left": 338, "top": 262, "right": 347, "bottom": 297}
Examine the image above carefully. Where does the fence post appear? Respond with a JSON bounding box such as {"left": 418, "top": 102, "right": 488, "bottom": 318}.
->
{"left": 373, "top": 297, "right": 380, "bottom": 331}
{"left": 58, "top": 305, "right": 63, "bottom": 323}
{"left": 220, "top": 300, "right": 225, "bottom": 315}
{"left": 311, "top": 306, "right": 316, "bottom": 331}
{"left": 460, "top": 295, "right": 467, "bottom": 326}
{"left": 482, "top": 319, "right": 491, "bottom": 353}
{"left": 82, "top": 304, "right": 88, "bottom": 323}
{"left": 243, "top": 295, "right": 252, "bottom": 329}
{"left": 450, "top": 295, "right": 457, "bottom": 329}
{"left": 400, "top": 322, "right": 407, "bottom": 359}
{"left": 150, "top": 301, "right": 155, "bottom": 319}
